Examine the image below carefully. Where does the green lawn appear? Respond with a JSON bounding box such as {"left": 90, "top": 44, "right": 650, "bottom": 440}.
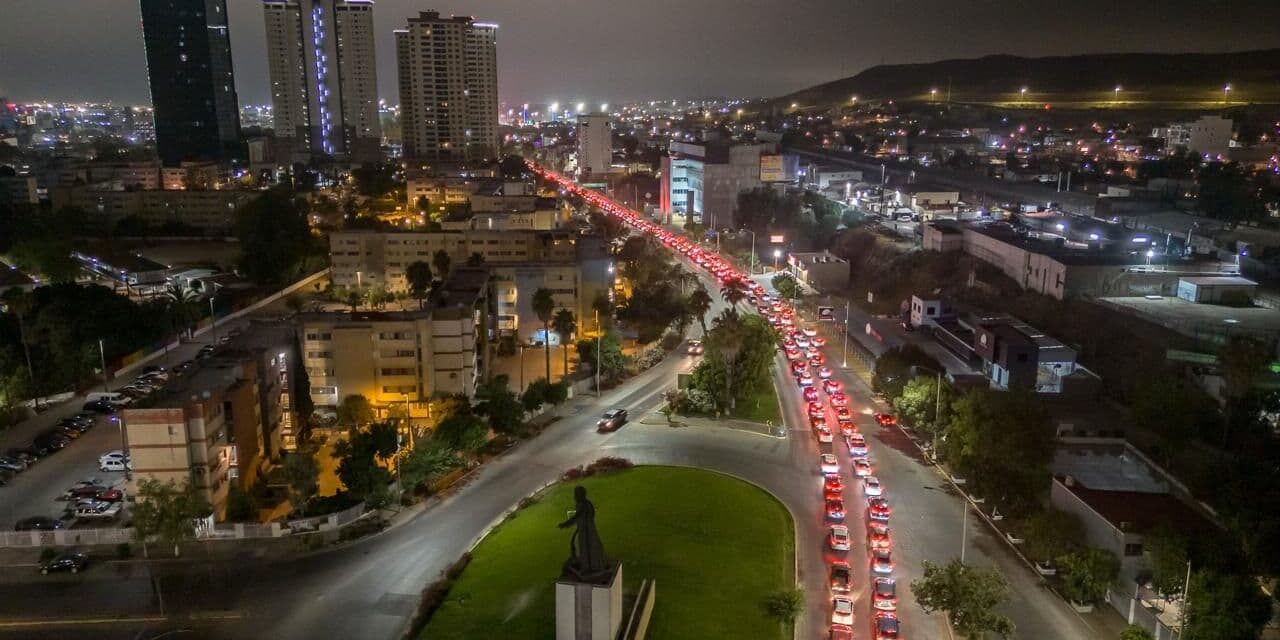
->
{"left": 728, "top": 383, "right": 783, "bottom": 425}
{"left": 422, "top": 466, "right": 794, "bottom": 640}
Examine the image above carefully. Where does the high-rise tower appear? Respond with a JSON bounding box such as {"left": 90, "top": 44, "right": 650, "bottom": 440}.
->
{"left": 263, "top": 0, "right": 381, "bottom": 163}
{"left": 395, "top": 11, "right": 497, "bottom": 163}
{"left": 140, "top": 0, "right": 243, "bottom": 166}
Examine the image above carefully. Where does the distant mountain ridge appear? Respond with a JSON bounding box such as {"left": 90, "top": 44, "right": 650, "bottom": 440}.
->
{"left": 773, "top": 49, "right": 1280, "bottom": 109}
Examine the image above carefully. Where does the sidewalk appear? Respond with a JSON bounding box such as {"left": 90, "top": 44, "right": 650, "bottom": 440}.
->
{"left": 638, "top": 410, "right": 782, "bottom": 438}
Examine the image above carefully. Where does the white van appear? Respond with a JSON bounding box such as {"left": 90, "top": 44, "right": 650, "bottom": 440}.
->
{"left": 85, "top": 392, "right": 131, "bottom": 406}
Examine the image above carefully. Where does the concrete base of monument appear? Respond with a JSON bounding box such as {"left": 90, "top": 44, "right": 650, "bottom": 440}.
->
{"left": 555, "top": 563, "right": 623, "bottom": 640}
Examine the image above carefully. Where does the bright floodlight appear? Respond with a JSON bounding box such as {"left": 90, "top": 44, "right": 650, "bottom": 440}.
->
{"left": 774, "top": 249, "right": 782, "bottom": 258}
{"left": 601, "top": 103, "right": 608, "bottom": 112}
{"left": 550, "top": 102, "right": 559, "bottom": 113}
{"left": 575, "top": 102, "right": 585, "bottom": 113}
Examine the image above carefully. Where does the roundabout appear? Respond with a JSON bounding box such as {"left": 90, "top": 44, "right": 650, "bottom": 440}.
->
{"left": 421, "top": 465, "right": 795, "bottom": 640}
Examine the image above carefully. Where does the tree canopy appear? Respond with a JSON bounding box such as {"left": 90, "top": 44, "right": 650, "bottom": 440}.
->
{"left": 235, "top": 187, "right": 316, "bottom": 286}
{"left": 912, "top": 559, "right": 1015, "bottom": 639}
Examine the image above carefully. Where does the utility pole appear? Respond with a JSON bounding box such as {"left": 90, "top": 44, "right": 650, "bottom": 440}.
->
{"left": 98, "top": 338, "right": 110, "bottom": 392}
{"left": 960, "top": 501, "right": 969, "bottom": 563}
{"left": 594, "top": 310, "right": 601, "bottom": 396}
{"left": 841, "top": 302, "right": 850, "bottom": 367}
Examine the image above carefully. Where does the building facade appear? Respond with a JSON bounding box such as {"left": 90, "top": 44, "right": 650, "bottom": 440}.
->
{"left": 140, "top": 0, "right": 242, "bottom": 166}
{"left": 660, "top": 140, "right": 774, "bottom": 228}
{"left": 263, "top": 0, "right": 381, "bottom": 163}
{"left": 395, "top": 11, "right": 498, "bottom": 163}
{"left": 576, "top": 113, "right": 612, "bottom": 178}
{"left": 50, "top": 184, "right": 254, "bottom": 234}
{"left": 299, "top": 268, "right": 490, "bottom": 410}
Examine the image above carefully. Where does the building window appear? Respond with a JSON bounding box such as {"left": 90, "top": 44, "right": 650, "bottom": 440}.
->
{"left": 380, "top": 367, "right": 414, "bottom": 376}
{"left": 310, "top": 386, "right": 337, "bottom": 395}
{"left": 306, "top": 351, "right": 333, "bottom": 359}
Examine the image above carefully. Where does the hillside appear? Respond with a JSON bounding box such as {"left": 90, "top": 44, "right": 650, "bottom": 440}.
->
{"left": 771, "top": 49, "right": 1280, "bottom": 110}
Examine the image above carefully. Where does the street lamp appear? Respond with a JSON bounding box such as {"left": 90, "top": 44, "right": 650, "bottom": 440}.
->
{"left": 841, "top": 302, "right": 850, "bottom": 368}
{"left": 1020, "top": 86, "right": 1028, "bottom": 104}
{"left": 773, "top": 249, "right": 782, "bottom": 272}
{"left": 741, "top": 229, "right": 757, "bottom": 274}
{"left": 98, "top": 338, "right": 110, "bottom": 392}
{"left": 1114, "top": 85, "right": 1122, "bottom": 103}
{"left": 1223, "top": 83, "right": 1232, "bottom": 104}
{"left": 930, "top": 88, "right": 937, "bottom": 102}
{"left": 1146, "top": 248, "right": 1155, "bottom": 268}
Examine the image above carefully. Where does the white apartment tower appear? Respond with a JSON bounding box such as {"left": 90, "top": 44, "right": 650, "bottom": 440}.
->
{"left": 576, "top": 113, "right": 613, "bottom": 178}
{"left": 395, "top": 11, "right": 498, "bottom": 163}
{"left": 263, "top": 0, "right": 381, "bottom": 163}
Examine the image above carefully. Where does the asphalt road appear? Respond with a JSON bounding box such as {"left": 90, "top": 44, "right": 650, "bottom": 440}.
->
{"left": 0, "top": 230, "right": 1108, "bottom": 639}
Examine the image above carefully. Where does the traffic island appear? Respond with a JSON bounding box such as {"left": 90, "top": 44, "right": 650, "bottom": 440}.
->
{"left": 418, "top": 466, "right": 794, "bottom": 640}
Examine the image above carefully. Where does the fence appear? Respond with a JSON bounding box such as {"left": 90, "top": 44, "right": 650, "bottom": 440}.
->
{"left": 1107, "top": 584, "right": 1177, "bottom": 639}
{"left": 0, "top": 501, "right": 366, "bottom": 549}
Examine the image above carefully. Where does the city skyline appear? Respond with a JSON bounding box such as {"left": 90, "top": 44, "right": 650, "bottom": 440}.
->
{"left": 3, "top": 0, "right": 1280, "bottom": 106}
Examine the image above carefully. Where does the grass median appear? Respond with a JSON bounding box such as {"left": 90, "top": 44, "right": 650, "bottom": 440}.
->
{"left": 421, "top": 466, "right": 794, "bottom": 640}
{"left": 728, "top": 383, "right": 784, "bottom": 425}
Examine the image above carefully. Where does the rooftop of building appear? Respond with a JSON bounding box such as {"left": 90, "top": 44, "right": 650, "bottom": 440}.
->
{"left": 789, "top": 251, "right": 848, "bottom": 265}
{"left": 147, "top": 358, "right": 248, "bottom": 410}
{"left": 300, "top": 267, "right": 490, "bottom": 324}
{"left": 1099, "top": 295, "right": 1280, "bottom": 337}
{"left": 925, "top": 220, "right": 965, "bottom": 235}
{"left": 964, "top": 224, "right": 1141, "bottom": 267}
{"left": 71, "top": 249, "right": 169, "bottom": 273}
{"left": 1178, "top": 276, "right": 1257, "bottom": 287}
{"left": 1052, "top": 443, "right": 1167, "bottom": 493}
{"left": 893, "top": 183, "right": 958, "bottom": 195}
{"left": 1060, "top": 482, "right": 1209, "bottom": 534}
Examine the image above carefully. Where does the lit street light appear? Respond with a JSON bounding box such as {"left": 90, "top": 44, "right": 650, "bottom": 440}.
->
{"left": 1114, "top": 85, "right": 1122, "bottom": 103}
{"left": 1223, "top": 83, "right": 1232, "bottom": 104}
{"left": 773, "top": 248, "right": 782, "bottom": 272}
{"left": 930, "top": 88, "right": 937, "bottom": 102}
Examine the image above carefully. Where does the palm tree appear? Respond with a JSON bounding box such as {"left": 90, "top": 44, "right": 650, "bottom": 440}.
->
{"left": 710, "top": 309, "right": 745, "bottom": 409}
{"left": 720, "top": 278, "right": 749, "bottom": 312}
{"left": 432, "top": 249, "right": 452, "bottom": 284}
{"left": 162, "top": 284, "right": 201, "bottom": 339}
{"left": 531, "top": 288, "right": 556, "bottom": 382}
{"left": 405, "top": 261, "right": 432, "bottom": 309}
{"left": 687, "top": 287, "right": 713, "bottom": 338}
{"left": 552, "top": 308, "right": 577, "bottom": 378}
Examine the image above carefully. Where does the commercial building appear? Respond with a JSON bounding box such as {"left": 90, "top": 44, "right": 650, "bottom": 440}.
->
{"left": 298, "top": 267, "right": 491, "bottom": 411}
{"left": 71, "top": 249, "right": 170, "bottom": 289}
{"left": 784, "top": 251, "right": 849, "bottom": 291}
{"left": 1175, "top": 276, "right": 1256, "bottom": 304}
{"left": 973, "top": 318, "right": 1080, "bottom": 393}
{"left": 263, "top": 0, "right": 381, "bottom": 163}
{"left": 1049, "top": 442, "right": 1213, "bottom": 580}
{"left": 889, "top": 184, "right": 960, "bottom": 219}
{"left": 140, "top": 0, "right": 243, "bottom": 166}
{"left": 805, "top": 166, "right": 862, "bottom": 190}
{"left": 659, "top": 140, "right": 776, "bottom": 228}
{"left": 1158, "top": 115, "right": 1233, "bottom": 158}
{"left": 50, "top": 184, "right": 254, "bottom": 234}
{"left": 395, "top": 11, "right": 498, "bottom": 163}
{"left": 576, "top": 113, "right": 613, "bottom": 178}
{"left": 924, "top": 222, "right": 1239, "bottom": 300}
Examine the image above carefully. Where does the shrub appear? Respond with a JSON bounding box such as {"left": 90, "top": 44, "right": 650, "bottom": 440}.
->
{"left": 585, "top": 457, "right": 633, "bottom": 475}
{"left": 116, "top": 543, "right": 133, "bottom": 559}
{"left": 562, "top": 466, "right": 586, "bottom": 480}
{"left": 634, "top": 345, "right": 666, "bottom": 370}
{"left": 684, "top": 388, "right": 717, "bottom": 413}
{"left": 761, "top": 588, "right": 804, "bottom": 623}
{"left": 338, "top": 515, "right": 389, "bottom": 542}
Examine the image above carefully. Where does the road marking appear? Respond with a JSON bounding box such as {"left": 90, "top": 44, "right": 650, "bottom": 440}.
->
{"left": 0, "top": 616, "right": 167, "bottom": 627}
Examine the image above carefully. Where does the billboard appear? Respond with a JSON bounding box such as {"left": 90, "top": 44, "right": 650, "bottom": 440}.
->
{"left": 817, "top": 306, "right": 836, "bottom": 322}
{"left": 760, "top": 154, "right": 785, "bottom": 182}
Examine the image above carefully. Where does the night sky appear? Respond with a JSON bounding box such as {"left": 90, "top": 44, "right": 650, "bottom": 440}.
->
{"left": 2, "top": 0, "right": 1279, "bottom": 106}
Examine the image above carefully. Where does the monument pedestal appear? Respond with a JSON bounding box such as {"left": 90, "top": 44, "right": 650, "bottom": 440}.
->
{"left": 555, "top": 563, "right": 623, "bottom": 640}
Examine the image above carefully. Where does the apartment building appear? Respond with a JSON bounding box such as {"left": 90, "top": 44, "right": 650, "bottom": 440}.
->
{"left": 50, "top": 184, "right": 254, "bottom": 234}
{"left": 263, "top": 0, "right": 381, "bottom": 163}
{"left": 394, "top": 11, "right": 498, "bottom": 162}
{"left": 329, "top": 230, "right": 611, "bottom": 341}
{"left": 299, "top": 267, "right": 491, "bottom": 410}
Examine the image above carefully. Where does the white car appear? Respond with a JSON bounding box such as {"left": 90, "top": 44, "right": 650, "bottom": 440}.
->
{"left": 818, "top": 429, "right": 834, "bottom": 444}
{"left": 802, "top": 326, "right": 818, "bottom": 337}
{"left": 794, "top": 336, "right": 810, "bottom": 348}
{"left": 820, "top": 453, "right": 840, "bottom": 475}
{"left": 864, "top": 476, "right": 884, "bottom": 496}
{"left": 818, "top": 366, "right": 834, "bottom": 379}
{"left": 797, "top": 373, "right": 815, "bottom": 387}
{"left": 98, "top": 450, "right": 127, "bottom": 464}
{"left": 99, "top": 458, "right": 133, "bottom": 472}
{"left": 853, "top": 458, "right": 872, "bottom": 477}
{"left": 832, "top": 596, "right": 855, "bottom": 625}
{"left": 829, "top": 525, "right": 851, "bottom": 551}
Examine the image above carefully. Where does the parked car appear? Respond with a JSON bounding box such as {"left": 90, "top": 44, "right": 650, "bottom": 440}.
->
{"left": 99, "top": 458, "right": 132, "bottom": 472}
{"left": 82, "top": 400, "right": 117, "bottom": 414}
{"left": 0, "top": 456, "right": 28, "bottom": 472}
{"left": 40, "top": 552, "right": 88, "bottom": 575}
{"left": 33, "top": 433, "right": 70, "bottom": 451}
{"left": 63, "top": 484, "right": 110, "bottom": 501}
{"left": 14, "top": 516, "right": 64, "bottom": 531}
{"left": 71, "top": 500, "right": 122, "bottom": 520}
{"left": 596, "top": 408, "right": 628, "bottom": 432}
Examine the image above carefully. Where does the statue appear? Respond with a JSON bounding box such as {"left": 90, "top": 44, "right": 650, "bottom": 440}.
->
{"left": 558, "top": 486, "right": 611, "bottom": 583}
